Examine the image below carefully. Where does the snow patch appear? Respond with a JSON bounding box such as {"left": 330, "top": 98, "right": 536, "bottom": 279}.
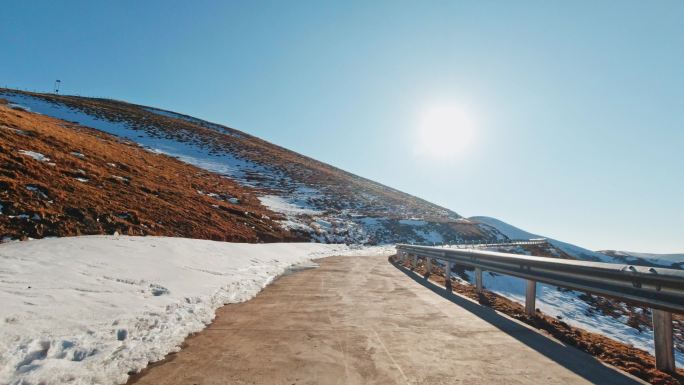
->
{"left": 18, "top": 150, "right": 50, "bottom": 162}
{"left": 258, "top": 195, "right": 322, "bottom": 216}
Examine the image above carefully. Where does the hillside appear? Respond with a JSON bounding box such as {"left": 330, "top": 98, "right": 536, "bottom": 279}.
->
{"left": 0, "top": 98, "right": 296, "bottom": 242}
{"left": 0, "top": 89, "right": 502, "bottom": 244}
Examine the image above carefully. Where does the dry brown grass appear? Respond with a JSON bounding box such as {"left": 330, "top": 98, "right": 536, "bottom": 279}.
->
{"left": 0, "top": 101, "right": 303, "bottom": 242}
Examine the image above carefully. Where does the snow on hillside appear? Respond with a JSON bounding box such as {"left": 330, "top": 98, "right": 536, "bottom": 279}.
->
{"left": 0, "top": 91, "right": 496, "bottom": 245}
{"left": 453, "top": 270, "right": 684, "bottom": 366}
{"left": 469, "top": 216, "right": 537, "bottom": 240}
{"left": 599, "top": 250, "right": 684, "bottom": 269}
{"left": 0, "top": 236, "right": 388, "bottom": 385}
{"left": 1, "top": 92, "right": 279, "bottom": 186}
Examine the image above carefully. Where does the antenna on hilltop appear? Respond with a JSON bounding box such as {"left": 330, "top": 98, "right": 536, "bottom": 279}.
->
{"left": 54, "top": 80, "right": 61, "bottom": 94}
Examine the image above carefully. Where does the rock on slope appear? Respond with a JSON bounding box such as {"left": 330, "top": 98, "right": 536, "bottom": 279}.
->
{"left": 0, "top": 89, "right": 503, "bottom": 244}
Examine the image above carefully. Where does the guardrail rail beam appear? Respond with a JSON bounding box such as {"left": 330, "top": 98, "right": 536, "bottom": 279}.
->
{"left": 395, "top": 244, "right": 684, "bottom": 372}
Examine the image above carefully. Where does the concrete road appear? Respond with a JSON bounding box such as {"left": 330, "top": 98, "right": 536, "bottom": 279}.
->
{"left": 127, "top": 256, "right": 644, "bottom": 385}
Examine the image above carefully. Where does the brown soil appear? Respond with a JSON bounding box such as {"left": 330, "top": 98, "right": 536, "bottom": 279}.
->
{"left": 390, "top": 255, "right": 684, "bottom": 385}
{"left": 0, "top": 99, "right": 302, "bottom": 242}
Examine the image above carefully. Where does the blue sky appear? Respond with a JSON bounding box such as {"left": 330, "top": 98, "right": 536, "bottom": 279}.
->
{"left": 2, "top": 1, "right": 682, "bottom": 253}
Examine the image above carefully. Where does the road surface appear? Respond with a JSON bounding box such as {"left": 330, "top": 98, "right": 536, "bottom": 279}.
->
{"left": 127, "top": 255, "right": 644, "bottom": 385}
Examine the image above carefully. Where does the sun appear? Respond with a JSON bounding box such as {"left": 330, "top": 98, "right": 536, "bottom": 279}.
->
{"left": 415, "top": 104, "right": 475, "bottom": 161}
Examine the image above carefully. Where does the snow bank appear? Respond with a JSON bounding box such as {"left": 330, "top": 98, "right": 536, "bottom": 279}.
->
{"left": 0, "top": 236, "right": 389, "bottom": 385}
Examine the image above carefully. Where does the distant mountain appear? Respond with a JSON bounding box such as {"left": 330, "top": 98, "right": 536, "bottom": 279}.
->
{"left": 469, "top": 216, "right": 684, "bottom": 269}
{"left": 469, "top": 216, "right": 613, "bottom": 262}
{"left": 0, "top": 89, "right": 502, "bottom": 244}
{"left": 598, "top": 250, "right": 684, "bottom": 269}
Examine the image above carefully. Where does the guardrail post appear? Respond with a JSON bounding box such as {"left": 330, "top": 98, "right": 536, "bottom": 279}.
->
{"left": 445, "top": 261, "right": 453, "bottom": 291}
{"left": 425, "top": 257, "right": 432, "bottom": 277}
{"left": 525, "top": 280, "right": 536, "bottom": 316}
{"left": 475, "top": 267, "right": 483, "bottom": 293}
{"left": 652, "top": 309, "right": 675, "bottom": 373}
{"left": 412, "top": 255, "right": 418, "bottom": 270}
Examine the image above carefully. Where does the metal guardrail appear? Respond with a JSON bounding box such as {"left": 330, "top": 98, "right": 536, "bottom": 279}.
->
{"left": 396, "top": 244, "right": 684, "bottom": 373}
{"left": 414, "top": 239, "right": 547, "bottom": 248}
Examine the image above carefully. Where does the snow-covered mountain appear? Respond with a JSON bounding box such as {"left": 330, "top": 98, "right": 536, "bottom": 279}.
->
{"left": 469, "top": 216, "right": 616, "bottom": 262}
{"left": 0, "top": 89, "right": 502, "bottom": 245}
{"left": 470, "top": 216, "right": 684, "bottom": 269}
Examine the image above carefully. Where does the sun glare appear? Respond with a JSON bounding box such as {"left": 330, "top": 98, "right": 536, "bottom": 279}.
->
{"left": 415, "top": 104, "right": 475, "bottom": 162}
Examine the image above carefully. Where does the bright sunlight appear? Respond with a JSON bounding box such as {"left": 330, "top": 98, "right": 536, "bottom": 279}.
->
{"left": 415, "top": 104, "right": 475, "bottom": 162}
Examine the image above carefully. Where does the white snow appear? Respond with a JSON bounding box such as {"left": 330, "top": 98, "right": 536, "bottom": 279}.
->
{"left": 0, "top": 236, "right": 391, "bottom": 385}
{"left": 469, "top": 216, "right": 536, "bottom": 240}
{"left": 18, "top": 150, "right": 50, "bottom": 163}
{"left": 600, "top": 250, "right": 684, "bottom": 267}
{"left": 8, "top": 103, "right": 33, "bottom": 112}
{"left": 396, "top": 220, "right": 447, "bottom": 243}
{"left": 143, "top": 107, "right": 241, "bottom": 137}
{"left": 258, "top": 195, "right": 322, "bottom": 216}
{"left": 398, "top": 219, "right": 427, "bottom": 226}
{"left": 25, "top": 185, "right": 48, "bottom": 199}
